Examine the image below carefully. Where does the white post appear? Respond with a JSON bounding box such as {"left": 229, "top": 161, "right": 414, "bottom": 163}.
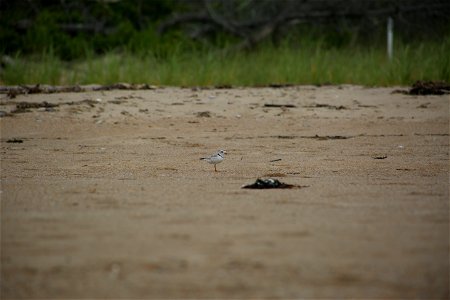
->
{"left": 387, "top": 17, "right": 393, "bottom": 60}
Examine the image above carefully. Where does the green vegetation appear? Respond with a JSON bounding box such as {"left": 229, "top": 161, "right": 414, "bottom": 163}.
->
{"left": 2, "top": 36, "right": 449, "bottom": 86}
{"left": 1, "top": 1, "right": 449, "bottom": 86}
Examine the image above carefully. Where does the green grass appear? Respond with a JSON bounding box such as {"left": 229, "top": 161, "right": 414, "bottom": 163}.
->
{"left": 1, "top": 38, "right": 449, "bottom": 86}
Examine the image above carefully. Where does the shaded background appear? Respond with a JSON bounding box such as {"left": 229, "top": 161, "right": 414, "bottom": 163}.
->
{"left": 2, "top": 0, "right": 449, "bottom": 59}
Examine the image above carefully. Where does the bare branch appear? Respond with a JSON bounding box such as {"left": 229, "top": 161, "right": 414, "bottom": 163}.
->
{"left": 158, "top": 12, "right": 212, "bottom": 34}
{"left": 203, "top": 0, "right": 247, "bottom": 38}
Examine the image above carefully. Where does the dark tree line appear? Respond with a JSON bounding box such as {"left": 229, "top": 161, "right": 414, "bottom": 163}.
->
{"left": 159, "top": 0, "right": 450, "bottom": 49}
{"left": 1, "top": 0, "right": 449, "bottom": 57}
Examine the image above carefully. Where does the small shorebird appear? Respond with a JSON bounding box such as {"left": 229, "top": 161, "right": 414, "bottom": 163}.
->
{"left": 200, "top": 149, "right": 226, "bottom": 172}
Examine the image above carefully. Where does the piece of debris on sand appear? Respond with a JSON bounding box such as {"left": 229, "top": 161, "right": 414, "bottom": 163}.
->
{"left": 195, "top": 111, "right": 212, "bottom": 117}
{"left": 6, "top": 138, "right": 24, "bottom": 143}
{"left": 409, "top": 81, "right": 450, "bottom": 95}
{"left": 242, "top": 178, "right": 306, "bottom": 189}
{"left": 393, "top": 80, "right": 450, "bottom": 95}
{"left": 11, "top": 101, "right": 58, "bottom": 113}
{"left": 264, "top": 103, "right": 297, "bottom": 108}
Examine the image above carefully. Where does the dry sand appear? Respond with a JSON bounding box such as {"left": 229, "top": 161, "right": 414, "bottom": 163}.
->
{"left": 1, "top": 85, "right": 449, "bottom": 298}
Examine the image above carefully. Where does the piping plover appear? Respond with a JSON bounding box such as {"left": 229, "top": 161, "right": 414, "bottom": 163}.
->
{"left": 200, "top": 149, "right": 226, "bottom": 172}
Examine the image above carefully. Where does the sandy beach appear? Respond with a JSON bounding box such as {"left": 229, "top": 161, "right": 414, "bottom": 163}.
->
{"left": 1, "top": 85, "right": 448, "bottom": 298}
